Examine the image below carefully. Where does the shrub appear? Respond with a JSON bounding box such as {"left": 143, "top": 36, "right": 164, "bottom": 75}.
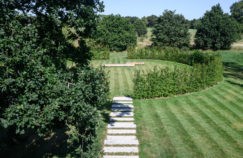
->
{"left": 152, "top": 10, "right": 190, "bottom": 48}
{"left": 195, "top": 4, "right": 240, "bottom": 50}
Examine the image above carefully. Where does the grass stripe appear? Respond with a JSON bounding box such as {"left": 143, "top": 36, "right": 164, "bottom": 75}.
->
{"left": 200, "top": 94, "right": 243, "bottom": 143}
{"left": 135, "top": 100, "right": 176, "bottom": 158}
{"left": 192, "top": 96, "right": 243, "bottom": 155}
{"left": 124, "top": 68, "right": 133, "bottom": 95}
{"left": 204, "top": 91, "right": 241, "bottom": 125}
{"left": 178, "top": 98, "right": 226, "bottom": 157}
{"left": 184, "top": 96, "right": 242, "bottom": 157}
{"left": 168, "top": 100, "right": 206, "bottom": 157}
{"left": 210, "top": 87, "right": 243, "bottom": 121}
{"left": 121, "top": 68, "right": 129, "bottom": 94}
{"left": 152, "top": 101, "right": 195, "bottom": 158}
{"left": 165, "top": 100, "right": 204, "bottom": 158}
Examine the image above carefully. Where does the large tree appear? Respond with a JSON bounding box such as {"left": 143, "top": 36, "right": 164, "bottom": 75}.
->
{"left": 145, "top": 15, "right": 158, "bottom": 27}
{"left": 126, "top": 16, "right": 147, "bottom": 37}
{"left": 230, "top": 0, "right": 243, "bottom": 23}
{"left": 195, "top": 4, "right": 240, "bottom": 50}
{"left": 152, "top": 10, "right": 190, "bottom": 48}
{"left": 94, "top": 15, "right": 137, "bottom": 51}
{"left": 230, "top": 0, "right": 243, "bottom": 32}
{"left": 0, "top": 0, "right": 108, "bottom": 157}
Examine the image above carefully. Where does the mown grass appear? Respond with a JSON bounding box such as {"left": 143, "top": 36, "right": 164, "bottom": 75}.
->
{"left": 93, "top": 51, "right": 243, "bottom": 158}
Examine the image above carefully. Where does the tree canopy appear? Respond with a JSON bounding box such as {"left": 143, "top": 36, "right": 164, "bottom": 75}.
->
{"left": 126, "top": 16, "right": 147, "bottom": 37}
{"left": 230, "top": 0, "right": 243, "bottom": 24}
{"left": 195, "top": 4, "right": 240, "bottom": 50}
{"left": 94, "top": 15, "right": 137, "bottom": 51}
{"left": 0, "top": 0, "right": 109, "bottom": 157}
{"left": 152, "top": 10, "right": 190, "bottom": 48}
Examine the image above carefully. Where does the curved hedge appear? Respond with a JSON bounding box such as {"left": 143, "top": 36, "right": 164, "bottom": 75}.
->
{"left": 128, "top": 47, "right": 223, "bottom": 99}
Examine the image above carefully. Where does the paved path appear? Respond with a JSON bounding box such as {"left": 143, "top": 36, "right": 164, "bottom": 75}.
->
{"left": 103, "top": 96, "right": 139, "bottom": 158}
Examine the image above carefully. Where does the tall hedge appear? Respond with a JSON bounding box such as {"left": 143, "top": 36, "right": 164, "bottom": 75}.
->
{"left": 131, "top": 49, "right": 223, "bottom": 99}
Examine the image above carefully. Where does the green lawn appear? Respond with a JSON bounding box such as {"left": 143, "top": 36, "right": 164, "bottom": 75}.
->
{"left": 93, "top": 51, "right": 243, "bottom": 158}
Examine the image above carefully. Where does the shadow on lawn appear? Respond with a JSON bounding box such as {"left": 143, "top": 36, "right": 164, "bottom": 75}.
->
{"left": 223, "top": 62, "right": 243, "bottom": 87}
{"left": 223, "top": 62, "right": 243, "bottom": 79}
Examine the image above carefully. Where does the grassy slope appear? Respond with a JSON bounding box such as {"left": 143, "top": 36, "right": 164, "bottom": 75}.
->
{"left": 93, "top": 51, "right": 243, "bottom": 158}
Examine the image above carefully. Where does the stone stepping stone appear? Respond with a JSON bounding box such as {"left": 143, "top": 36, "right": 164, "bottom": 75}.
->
{"left": 113, "top": 100, "right": 133, "bottom": 104}
{"left": 108, "top": 122, "right": 136, "bottom": 129}
{"left": 112, "top": 103, "right": 134, "bottom": 108}
{"left": 110, "top": 112, "right": 134, "bottom": 117}
{"left": 110, "top": 117, "right": 134, "bottom": 122}
{"left": 103, "top": 146, "right": 138, "bottom": 154}
{"left": 113, "top": 96, "right": 133, "bottom": 101}
{"left": 104, "top": 139, "right": 139, "bottom": 146}
{"left": 107, "top": 129, "right": 136, "bottom": 135}
{"left": 106, "top": 135, "right": 137, "bottom": 140}
{"left": 113, "top": 97, "right": 133, "bottom": 104}
{"left": 111, "top": 107, "right": 133, "bottom": 112}
{"left": 103, "top": 156, "right": 139, "bottom": 158}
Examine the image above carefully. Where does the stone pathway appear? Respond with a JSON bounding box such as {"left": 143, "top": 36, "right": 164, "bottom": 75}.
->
{"left": 103, "top": 96, "right": 139, "bottom": 158}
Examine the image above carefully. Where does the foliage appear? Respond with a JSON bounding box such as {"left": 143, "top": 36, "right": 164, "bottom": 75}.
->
{"left": 230, "top": 0, "right": 243, "bottom": 24}
{"left": 86, "top": 39, "right": 110, "bottom": 60}
{"left": 195, "top": 4, "right": 240, "bottom": 50}
{"left": 128, "top": 46, "right": 190, "bottom": 64}
{"left": 94, "top": 15, "right": 137, "bottom": 51}
{"left": 152, "top": 10, "right": 190, "bottom": 48}
{"left": 143, "top": 15, "right": 158, "bottom": 27}
{"left": 190, "top": 19, "right": 202, "bottom": 29}
{"left": 230, "top": 0, "right": 243, "bottom": 33}
{"left": 126, "top": 16, "right": 147, "bottom": 37}
{"left": 131, "top": 49, "right": 223, "bottom": 99}
{"left": 0, "top": 0, "right": 109, "bottom": 157}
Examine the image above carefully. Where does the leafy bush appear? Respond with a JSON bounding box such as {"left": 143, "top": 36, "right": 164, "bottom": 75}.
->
{"left": 195, "top": 4, "right": 240, "bottom": 50}
{"left": 94, "top": 15, "right": 137, "bottom": 51}
{"left": 132, "top": 50, "right": 223, "bottom": 99}
{"left": 152, "top": 10, "right": 190, "bottom": 48}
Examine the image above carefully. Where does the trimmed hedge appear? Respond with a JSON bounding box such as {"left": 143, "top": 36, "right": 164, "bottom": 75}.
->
{"left": 128, "top": 47, "right": 190, "bottom": 64}
{"left": 131, "top": 48, "right": 223, "bottom": 99}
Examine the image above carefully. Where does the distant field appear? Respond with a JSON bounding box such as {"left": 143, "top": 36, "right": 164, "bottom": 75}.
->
{"left": 94, "top": 51, "right": 243, "bottom": 158}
